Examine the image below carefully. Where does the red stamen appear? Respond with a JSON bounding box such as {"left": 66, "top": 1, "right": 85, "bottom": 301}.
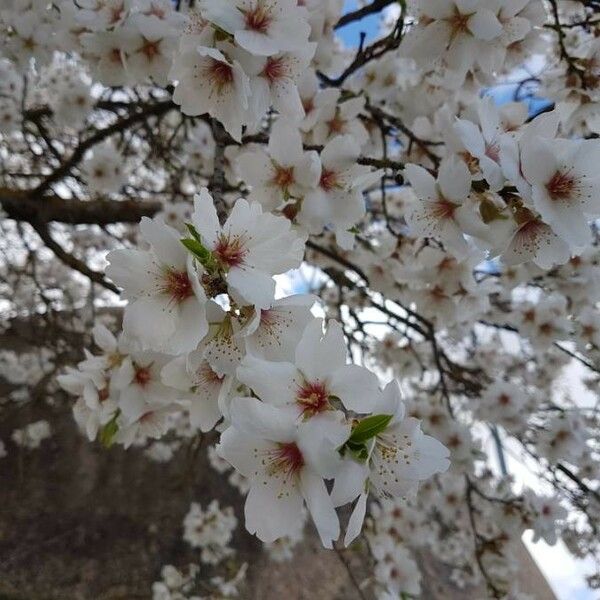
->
{"left": 244, "top": 5, "right": 272, "bottom": 33}
{"left": 268, "top": 442, "right": 304, "bottom": 476}
{"left": 546, "top": 170, "right": 576, "bottom": 201}
{"left": 272, "top": 165, "right": 295, "bottom": 189}
{"left": 320, "top": 168, "right": 339, "bottom": 191}
{"left": 263, "top": 57, "right": 286, "bottom": 83}
{"left": 214, "top": 235, "right": 248, "bottom": 268}
{"left": 296, "top": 381, "right": 329, "bottom": 416}
{"left": 162, "top": 268, "right": 193, "bottom": 303}
{"left": 204, "top": 59, "right": 234, "bottom": 93}
{"left": 134, "top": 366, "right": 152, "bottom": 387}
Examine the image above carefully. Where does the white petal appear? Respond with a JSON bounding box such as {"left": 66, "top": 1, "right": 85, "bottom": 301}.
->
{"left": 229, "top": 397, "right": 297, "bottom": 442}
{"left": 329, "top": 364, "right": 379, "bottom": 414}
{"left": 344, "top": 492, "right": 368, "bottom": 547}
{"left": 236, "top": 354, "right": 301, "bottom": 406}
{"left": 245, "top": 479, "right": 305, "bottom": 542}
{"left": 300, "top": 469, "right": 340, "bottom": 549}
{"left": 192, "top": 187, "right": 221, "bottom": 249}
{"left": 295, "top": 319, "right": 346, "bottom": 382}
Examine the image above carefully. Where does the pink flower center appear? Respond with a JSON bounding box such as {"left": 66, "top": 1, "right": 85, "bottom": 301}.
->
{"left": 497, "top": 393, "right": 511, "bottom": 406}
{"left": 134, "top": 366, "right": 152, "bottom": 387}
{"left": 296, "top": 381, "right": 330, "bottom": 416}
{"left": 262, "top": 57, "right": 286, "bottom": 83}
{"left": 214, "top": 235, "right": 248, "bottom": 268}
{"left": 204, "top": 59, "right": 234, "bottom": 93}
{"left": 244, "top": 5, "right": 272, "bottom": 33}
{"left": 272, "top": 165, "right": 295, "bottom": 190}
{"left": 327, "top": 114, "right": 346, "bottom": 135}
{"left": 268, "top": 442, "right": 304, "bottom": 476}
{"left": 110, "top": 48, "right": 122, "bottom": 64}
{"left": 162, "top": 268, "right": 194, "bottom": 303}
{"left": 302, "top": 97, "right": 315, "bottom": 114}
{"left": 447, "top": 9, "right": 470, "bottom": 38}
{"left": 194, "top": 362, "right": 224, "bottom": 387}
{"left": 431, "top": 199, "right": 457, "bottom": 219}
{"left": 109, "top": 2, "right": 125, "bottom": 25}
{"left": 484, "top": 141, "right": 500, "bottom": 163}
{"left": 140, "top": 39, "right": 160, "bottom": 61}
{"left": 320, "top": 168, "right": 339, "bottom": 191}
{"left": 546, "top": 170, "right": 576, "bottom": 201}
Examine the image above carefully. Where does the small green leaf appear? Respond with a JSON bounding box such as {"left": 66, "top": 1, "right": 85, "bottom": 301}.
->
{"left": 100, "top": 412, "right": 120, "bottom": 448}
{"left": 347, "top": 225, "right": 360, "bottom": 234}
{"left": 181, "top": 237, "right": 209, "bottom": 259}
{"left": 185, "top": 222, "right": 202, "bottom": 242}
{"left": 349, "top": 414, "right": 393, "bottom": 444}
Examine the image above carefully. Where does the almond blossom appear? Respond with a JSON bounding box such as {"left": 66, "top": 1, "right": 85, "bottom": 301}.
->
{"left": 106, "top": 216, "right": 209, "bottom": 354}
{"left": 200, "top": 0, "right": 311, "bottom": 57}
{"left": 189, "top": 188, "right": 305, "bottom": 309}
{"left": 404, "top": 157, "right": 477, "bottom": 255}
{"left": 237, "top": 120, "right": 321, "bottom": 211}
{"left": 217, "top": 397, "right": 348, "bottom": 547}
{"left": 170, "top": 46, "right": 250, "bottom": 141}
{"left": 236, "top": 318, "right": 380, "bottom": 417}
{"left": 521, "top": 136, "right": 600, "bottom": 249}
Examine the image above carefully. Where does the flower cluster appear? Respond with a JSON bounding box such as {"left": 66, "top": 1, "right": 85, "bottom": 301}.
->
{"left": 3, "top": 0, "right": 600, "bottom": 597}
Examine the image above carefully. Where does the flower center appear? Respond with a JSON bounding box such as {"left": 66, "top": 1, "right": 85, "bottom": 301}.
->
{"left": 447, "top": 9, "right": 471, "bottom": 39}
{"left": 484, "top": 141, "right": 500, "bottom": 163}
{"left": 546, "top": 170, "right": 576, "bottom": 201}
{"left": 319, "top": 168, "right": 339, "bottom": 191}
{"left": 194, "top": 362, "right": 223, "bottom": 387}
{"left": 272, "top": 165, "right": 295, "bottom": 190}
{"left": 162, "top": 268, "right": 194, "bottom": 303}
{"left": 134, "top": 365, "right": 152, "bottom": 387}
{"left": 204, "top": 59, "right": 234, "bottom": 93}
{"left": 327, "top": 113, "right": 346, "bottom": 135}
{"left": 109, "top": 3, "right": 125, "bottom": 25}
{"left": 140, "top": 39, "right": 160, "bottom": 61}
{"left": 262, "top": 57, "right": 286, "bottom": 83}
{"left": 244, "top": 5, "right": 272, "bottom": 33}
{"left": 268, "top": 442, "right": 304, "bottom": 476}
{"left": 214, "top": 234, "right": 248, "bottom": 268}
{"left": 431, "top": 199, "right": 457, "bottom": 220}
{"left": 110, "top": 48, "right": 122, "bottom": 64}
{"left": 497, "top": 393, "right": 511, "bottom": 406}
{"left": 296, "top": 381, "right": 329, "bottom": 416}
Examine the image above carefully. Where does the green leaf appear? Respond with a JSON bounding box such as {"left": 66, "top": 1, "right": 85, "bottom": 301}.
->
{"left": 347, "top": 225, "right": 360, "bottom": 234}
{"left": 100, "top": 412, "right": 120, "bottom": 448}
{"left": 349, "top": 414, "right": 393, "bottom": 444}
{"left": 181, "top": 238, "right": 212, "bottom": 264}
{"left": 346, "top": 440, "right": 370, "bottom": 462}
{"left": 185, "top": 222, "right": 202, "bottom": 242}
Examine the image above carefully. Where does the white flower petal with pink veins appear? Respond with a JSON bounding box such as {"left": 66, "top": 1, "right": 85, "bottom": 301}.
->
{"left": 161, "top": 350, "right": 229, "bottom": 432}
{"left": 106, "top": 217, "right": 208, "bottom": 354}
{"left": 237, "top": 318, "right": 379, "bottom": 417}
{"left": 404, "top": 159, "right": 473, "bottom": 255}
{"left": 520, "top": 136, "right": 600, "bottom": 249}
{"left": 299, "top": 135, "right": 378, "bottom": 240}
{"left": 170, "top": 46, "right": 250, "bottom": 141}
{"left": 199, "top": 308, "right": 245, "bottom": 375}
{"left": 500, "top": 218, "right": 571, "bottom": 269}
{"left": 218, "top": 398, "right": 342, "bottom": 547}
{"left": 238, "top": 122, "right": 321, "bottom": 212}
{"left": 201, "top": 0, "right": 311, "bottom": 57}
{"left": 191, "top": 188, "right": 305, "bottom": 309}
{"left": 240, "top": 294, "right": 316, "bottom": 362}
